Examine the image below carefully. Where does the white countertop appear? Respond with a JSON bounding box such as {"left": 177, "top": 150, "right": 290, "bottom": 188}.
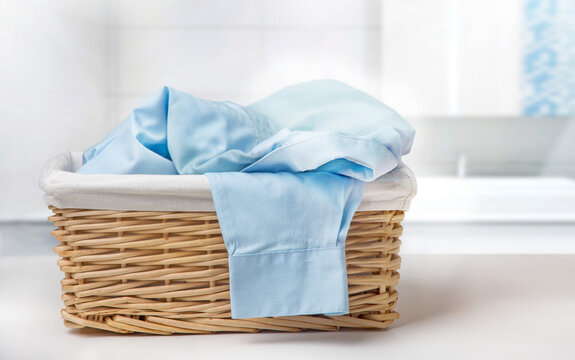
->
{"left": 1, "top": 254, "right": 574, "bottom": 360}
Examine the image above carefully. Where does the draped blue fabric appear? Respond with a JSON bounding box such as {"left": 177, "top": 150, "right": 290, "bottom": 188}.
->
{"left": 78, "top": 80, "right": 414, "bottom": 318}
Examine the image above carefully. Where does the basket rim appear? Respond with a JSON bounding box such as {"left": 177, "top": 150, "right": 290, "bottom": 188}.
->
{"left": 40, "top": 151, "right": 417, "bottom": 213}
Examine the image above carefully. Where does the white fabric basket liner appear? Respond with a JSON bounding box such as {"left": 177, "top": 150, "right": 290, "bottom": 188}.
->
{"left": 40, "top": 151, "right": 417, "bottom": 212}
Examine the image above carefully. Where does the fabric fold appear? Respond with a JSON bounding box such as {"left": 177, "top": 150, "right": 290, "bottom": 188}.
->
{"left": 207, "top": 172, "right": 364, "bottom": 318}
{"left": 228, "top": 247, "right": 349, "bottom": 318}
{"left": 76, "top": 79, "right": 415, "bottom": 319}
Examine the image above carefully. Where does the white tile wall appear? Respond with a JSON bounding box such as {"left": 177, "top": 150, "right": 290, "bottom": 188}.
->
{"left": 0, "top": 92, "right": 107, "bottom": 219}
{"left": 381, "top": 0, "right": 523, "bottom": 116}
{"left": 263, "top": 0, "right": 381, "bottom": 27}
{"left": 115, "top": 0, "right": 264, "bottom": 27}
{"left": 111, "top": 0, "right": 380, "bottom": 101}
{"left": 380, "top": 0, "right": 452, "bottom": 116}
{"left": 457, "top": 0, "right": 522, "bottom": 116}
{"left": 107, "top": 0, "right": 384, "bottom": 117}
{"left": 114, "top": 0, "right": 381, "bottom": 28}
{"left": 0, "top": 4, "right": 107, "bottom": 94}
{"left": 107, "top": 0, "right": 383, "bottom": 116}
{"left": 0, "top": 0, "right": 109, "bottom": 219}
{"left": 114, "top": 29, "right": 190, "bottom": 93}
{"left": 254, "top": 28, "right": 381, "bottom": 97}
{"left": 115, "top": 29, "right": 265, "bottom": 96}
{"left": 12, "top": 0, "right": 108, "bottom": 25}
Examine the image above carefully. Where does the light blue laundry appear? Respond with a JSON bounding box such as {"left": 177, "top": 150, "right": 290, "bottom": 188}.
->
{"left": 78, "top": 80, "right": 415, "bottom": 319}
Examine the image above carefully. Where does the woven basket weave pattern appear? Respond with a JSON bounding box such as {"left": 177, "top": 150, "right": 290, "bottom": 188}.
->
{"left": 49, "top": 207, "right": 403, "bottom": 334}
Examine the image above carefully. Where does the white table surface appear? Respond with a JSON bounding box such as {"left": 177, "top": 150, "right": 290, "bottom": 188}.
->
{"left": 1, "top": 254, "right": 574, "bottom": 360}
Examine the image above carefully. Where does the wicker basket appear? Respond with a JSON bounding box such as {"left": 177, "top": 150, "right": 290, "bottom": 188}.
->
{"left": 48, "top": 206, "right": 404, "bottom": 334}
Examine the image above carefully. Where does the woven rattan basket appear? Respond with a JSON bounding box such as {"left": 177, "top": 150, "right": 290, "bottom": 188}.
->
{"left": 48, "top": 207, "right": 404, "bottom": 334}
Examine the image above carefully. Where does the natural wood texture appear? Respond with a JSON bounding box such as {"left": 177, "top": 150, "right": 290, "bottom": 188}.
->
{"left": 49, "top": 207, "right": 403, "bottom": 334}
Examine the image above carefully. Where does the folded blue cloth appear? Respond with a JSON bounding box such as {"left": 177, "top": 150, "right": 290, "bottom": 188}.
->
{"left": 78, "top": 80, "right": 415, "bottom": 319}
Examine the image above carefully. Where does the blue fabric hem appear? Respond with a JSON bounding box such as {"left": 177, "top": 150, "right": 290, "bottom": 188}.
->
{"left": 242, "top": 132, "right": 399, "bottom": 181}
{"left": 229, "top": 246, "right": 349, "bottom": 319}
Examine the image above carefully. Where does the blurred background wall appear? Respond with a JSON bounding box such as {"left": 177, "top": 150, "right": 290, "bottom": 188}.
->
{"left": 0, "top": 0, "right": 109, "bottom": 219}
{"left": 1, "top": 0, "right": 574, "bottom": 225}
